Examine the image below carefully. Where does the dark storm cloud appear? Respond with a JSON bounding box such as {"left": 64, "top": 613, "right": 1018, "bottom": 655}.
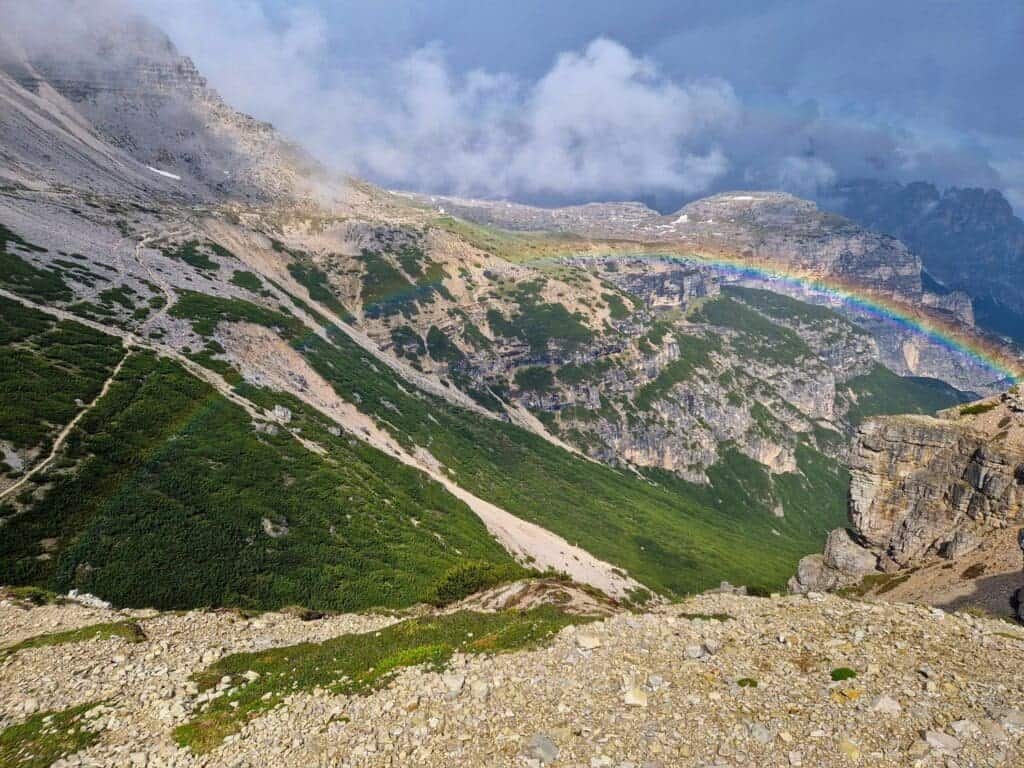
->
{"left": 22, "top": 0, "right": 1024, "bottom": 210}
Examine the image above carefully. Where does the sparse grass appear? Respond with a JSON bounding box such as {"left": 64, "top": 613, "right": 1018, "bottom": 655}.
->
{"left": 960, "top": 401, "right": 998, "bottom": 416}
{"left": 678, "top": 612, "right": 732, "bottom": 622}
{"left": 173, "top": 608, "right": 586, "bottom": 753}
{"left": 0, "top": 701, "right": 104, "bottom": 768}
{"left": 736, "top": 677, "right": 758, "bottom": 688}
{"left": 169, "top": 291, "right": 307, "bottom": 340}
{"left": 1, "top": 621, "right": 146, "bottom": 660}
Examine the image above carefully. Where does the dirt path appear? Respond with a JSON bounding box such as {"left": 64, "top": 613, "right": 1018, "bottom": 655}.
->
{"left": 0, "top": 346, "right": 132, "bottom": 503}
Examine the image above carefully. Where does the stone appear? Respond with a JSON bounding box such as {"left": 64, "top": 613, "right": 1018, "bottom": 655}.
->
{"left": 837, "top": 738, "right": 860, "bottom": 760}
{"left": 575, "top": 632, "right": 602, "bottom": 650}
{"left": 623, "top": 685, "right": 648, "bottom": 707}
{"left": 526, "top": 733, "right": 560, "bottom": 765}
{"left": 683, "top": 643, "right": 704, "bottom": 659}
{"left": 924, "top": 730, "right": 962, "bottom": 754}
{"left": 870, "top": 695, "right": 901, "bottom": 715}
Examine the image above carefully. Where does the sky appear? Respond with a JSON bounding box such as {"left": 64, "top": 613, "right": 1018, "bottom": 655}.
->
{"left": 38, "top": 1, "right": 1024, "bottom": 210}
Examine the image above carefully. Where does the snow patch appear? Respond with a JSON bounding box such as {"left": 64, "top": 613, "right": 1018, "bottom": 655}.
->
{"left": 146, "top": 166, "right": 181, "bottom": 181}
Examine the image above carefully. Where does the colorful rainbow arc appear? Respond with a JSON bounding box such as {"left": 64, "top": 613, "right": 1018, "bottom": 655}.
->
{"left": 527, "top": 250, "right": 1023, "bottom": 386}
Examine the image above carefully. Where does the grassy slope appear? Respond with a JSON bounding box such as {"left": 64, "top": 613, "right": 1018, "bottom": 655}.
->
{"left": 0, "top": 350, "right": 521, "bottom": 612}
{"left": 842, "top": 364, "right": 971, "bottom": 425}
{"left": 300, "top": 328, "right": 847, "bottom": 596}
{"left": 0, "top": 297, "right": 123, "bottom": 452}
{"left": 174, "top": 608, "right": 586, "bottom": 752}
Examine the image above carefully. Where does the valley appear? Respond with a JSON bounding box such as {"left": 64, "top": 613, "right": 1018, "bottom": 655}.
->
{"left": 0, "top": 5, "right": 1022, "bottom": 766}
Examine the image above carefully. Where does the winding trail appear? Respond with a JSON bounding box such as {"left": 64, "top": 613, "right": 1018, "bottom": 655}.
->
{"left": 0, "top": 347, "right": 132, "bottom": 503}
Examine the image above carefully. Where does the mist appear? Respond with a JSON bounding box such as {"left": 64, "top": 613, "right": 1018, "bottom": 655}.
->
{"left": 5, "top": 0, "right": 1022, "bottom": 212}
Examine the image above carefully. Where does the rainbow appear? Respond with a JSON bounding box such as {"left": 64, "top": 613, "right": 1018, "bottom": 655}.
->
{"left": 526, "top": 250, "right": 1023, "bottom": 385}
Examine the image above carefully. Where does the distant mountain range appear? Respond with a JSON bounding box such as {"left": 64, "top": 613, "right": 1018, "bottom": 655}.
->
{"left": 827, "top": 180, "right": 1024, "bottom": 344}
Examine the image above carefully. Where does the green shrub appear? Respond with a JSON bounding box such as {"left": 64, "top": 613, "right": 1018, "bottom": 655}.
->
{"left": 830, "top": 667, "right": 857, "bottom": 681}
{"left": 428, "top": 561, "right": 528, "bottom": 606}
{"left": 514, "top": 366, "right": 555, "bottom": 393}
{"left": 960, "top": 401, "right": 998, "bottom": 416}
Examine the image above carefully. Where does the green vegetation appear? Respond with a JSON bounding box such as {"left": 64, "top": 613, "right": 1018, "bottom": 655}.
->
{"left": 514, "top": 366, "right": 555, "bottom": 393}
{"left": 0, "top": 250, "right": 72, "bottom": 304}
{"left": 169, "top": 291, "right": 307, "bottom": 340}
{"left": 960, "top": 401, "right": 998, "bottom": 416}
{"left": 635, "top": 333, "right": 717, "bottom": 409}
{"left": 0, "top": 701, "right": 104, "bottom": 768}
{"left": 830, "top": 667, "right": 857, "bottom": 681}
{"left": 298, "top": 328, "right": 848, "bottom": 597}
{"left": 390, "top": 326, "right": 425, "bottom": 360}
{"left": 0, "top": 297, "right": 123, "bottom": 450}
{"left": 97, "top": 285, "right": 136, "bottom": 311}
{"left": 692, "top": 296, "right": 813, "bottom": 364}
{"left": 0, "top": 353, "right": 520, "bottom": 611}
{"left": 602, "top": 292, "right": 630, "bottom": 320}
{"left": 174, "top": 607, "right": 585, "bottom": 752}
{"left": 487, "top": 298, "right": 593, "bottom": 353}
{"left": 426, "top": 325, "right": 465, "bottom": 363}
{"left": 736, "top": 677, "right": 758, "bottom": 688}
{"left": 230, "top": 270, "right": 264, "bottom": 293}
{"left": 1, "top": 621, "right": 145, "bottom": 660}
{"left": 843, "top": 365, "right": 970, "bottom": 425}
{"left": 287, "top": 261, "right": 351, "bottom": 320}
{"left": 557, "top": 359, "right": 613, "bottom": 385}
{"left": 724, "top": 285, "right": 857, "bottom": 328}
{"left": 161, "top": 240, "right": 221, "bottom": 272}
{"left": 428, "top": 561, "right": 530, "bottom": 606}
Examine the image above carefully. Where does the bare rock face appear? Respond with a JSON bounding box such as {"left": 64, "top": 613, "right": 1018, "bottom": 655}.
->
{"left": 788, "top": 528, "right": 878, "bottom": 594}
{"left": 793, "top": 389, "right": 1024, "bottom": 596}
{"left": 849, "top": 406, "right": 1024, "bottom": 567}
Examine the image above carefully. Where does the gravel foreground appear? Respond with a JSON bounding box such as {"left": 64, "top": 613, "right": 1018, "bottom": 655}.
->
{"left": 1, "top": 592, "right": 1022, "bottom": 768}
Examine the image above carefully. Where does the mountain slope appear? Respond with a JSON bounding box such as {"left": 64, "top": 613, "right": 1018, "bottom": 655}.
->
{"left": 831, "top": 180, "right": 1024, "bottom": 345}
{"left": 0, "top": 7, "right": 990, "bottom": 611}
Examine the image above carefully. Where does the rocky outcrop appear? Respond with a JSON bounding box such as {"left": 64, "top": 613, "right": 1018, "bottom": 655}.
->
{"left": 792, "top": 389, "right": 1024, "bottom": 596}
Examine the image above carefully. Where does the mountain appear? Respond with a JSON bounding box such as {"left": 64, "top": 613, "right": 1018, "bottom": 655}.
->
{"left": 0, "top": 8, "right": 998, "bottom": 617}
{"left": 830, "top": 180, "right": 1024, "bottom": 345}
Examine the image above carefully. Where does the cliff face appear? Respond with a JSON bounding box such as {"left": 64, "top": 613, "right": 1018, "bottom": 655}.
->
{"left": 0, "top": 8, "right": 319, "bottom": 202}
{"left": 791, "top": 388, "right": 1024, "bottom": 604}
{"left": 849, "top": 409, "right": 1024, "bottom": 566}
{"left": 833, "top": 180, "right": 1024, "bottom": 344}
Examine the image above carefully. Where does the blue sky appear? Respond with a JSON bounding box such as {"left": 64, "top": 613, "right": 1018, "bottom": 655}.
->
{"left": 132, "top": 0, "right": 1024, "bottom": 210}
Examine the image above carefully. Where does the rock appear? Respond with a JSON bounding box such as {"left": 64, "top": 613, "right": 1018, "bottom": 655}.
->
{"left": 788, "top": 751, "right": 803, "bottom": 766}
{"left": 837, "top": 738, "right": 860, "bottom": 760}
{"left": 702, "top": 637, "right": 722, "bottom": 656}
{"left": 749, "top": 723, "right": 773, "bottom": 744}
{"left": 623, "top": 685, "right": 648, "bottom": 707}
{"left": 870, "top": 695, "right": 901, "bottom": 715}
{"left": 242, "top": 670, "right": 260, "bottom": 682}
{"left": 575, "top": 632, "right": 602, "bottom": 650}
{"left": 441, "top": 672, "right": 465, "bottom": 696}
{"left": 526, "top": 733, "right": 560, "bottom": 765}
{"left": 924, "top": 730, "right": 962, "bottom": 754}
{"left": 683, "top": 643, "right": 704, "bottom": 660}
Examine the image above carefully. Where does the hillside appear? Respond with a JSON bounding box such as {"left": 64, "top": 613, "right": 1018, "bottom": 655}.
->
{"left": 0, "top": 588, "right": 1022, "bottom": 766}
{"left": 0, "top": 7, "right": 992, "bottom": 613}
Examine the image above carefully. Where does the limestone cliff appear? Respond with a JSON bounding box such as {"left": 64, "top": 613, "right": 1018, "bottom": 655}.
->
{"left": 791, "top": 388, "right": 1024, "bottom": 610}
